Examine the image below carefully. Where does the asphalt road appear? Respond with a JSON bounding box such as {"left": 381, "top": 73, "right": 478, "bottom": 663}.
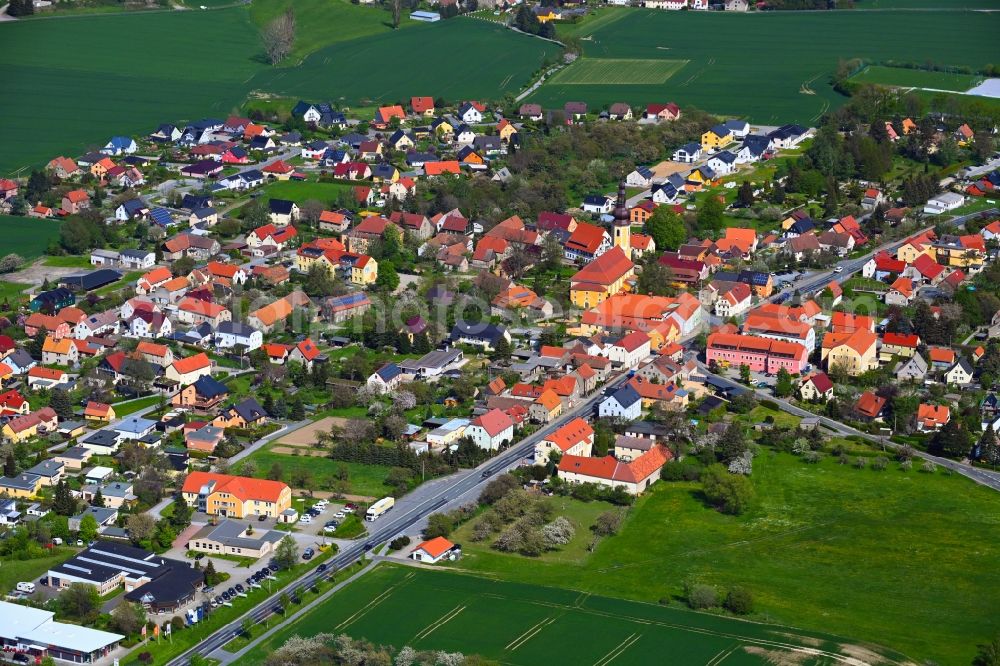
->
{"left": 166, "top": 373, "right": 628, "bottom": 665}
{"left": 699, "top": 363, "right": 1000, "bottom": 492}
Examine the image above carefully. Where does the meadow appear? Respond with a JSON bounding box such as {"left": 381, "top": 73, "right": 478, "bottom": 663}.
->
{"left": 262, "top": 180, "right": 353, "bottom": 206}
{"left": 241, "top": 445, "right": 396, "bottom": 498}
{"left": 538, "top": 7, "right": 999, "bottom": 123}
{"left": 438, "top": 452, "right": 1000, "bottom": 665}
{"left": 247, "top": 19, "right": 558, "bottom": 108}
{"left": 547, "top": 58, "right": 687, "bottom": 85}
{"left": 0, "top": 215, "right": 63, "bottom": 260}
{"left": 850, "top": 64, "right": 981, "bottom": 92}
{"left": 241, "top": 564, "right": 903, "bottom": 666}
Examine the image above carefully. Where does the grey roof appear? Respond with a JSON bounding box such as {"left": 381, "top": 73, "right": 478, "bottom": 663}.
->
{"left": 0, "top": 474, "right": 41, "bottom": 491}
{"left": 217, "top": 321, "right": 259, "bottom": 337}
{"left": 399, "top": 348, "right": 463, "bottom": 372}
{"left": 57, "top": 445, "right": 92, "bottom": 461}
{"left": 190, "top": 519, "right": 284, "bottom": 551}
{"left": 608, "top": 384, "right": 641, "bottom": 409}
{"left": 26, "top": 460, "right": 63, "bottom": 478}
{"left": 72, "top": 506, "right": 118, "bottom": 525}
{"left": 116, "top": 416, "right": 156, "bottom": 434}
{"left": 100, "top": 481, "right": 135, "bottom": 499}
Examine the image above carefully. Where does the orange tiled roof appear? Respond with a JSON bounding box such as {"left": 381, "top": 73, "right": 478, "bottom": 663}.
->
{"left": 181, "top": 471, "right": 288, "bottom": 503}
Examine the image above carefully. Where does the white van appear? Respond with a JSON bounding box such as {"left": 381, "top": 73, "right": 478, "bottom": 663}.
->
{"left": 16, "top": 582, "right": 35, "bottom": 594}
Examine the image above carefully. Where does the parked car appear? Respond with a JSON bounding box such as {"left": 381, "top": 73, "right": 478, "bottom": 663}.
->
{"left": 302, "top": 547, "right": 314, "bottom": 560}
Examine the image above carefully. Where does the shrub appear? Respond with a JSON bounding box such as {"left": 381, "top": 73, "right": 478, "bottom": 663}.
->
{"left": 724, "top": 586, "right": 754, "bottom": 615}
{"left": 687, "top": 584, "right": 718, "bottom": 610}
{"left": 700, "top": 464, "right": 754, "bottom": 515}
{"left": 661, "top": 459, "right": 702, "bottom": 482}
{"left": 388, "top": 536, "right": 411, "bottom": 551}
{"left": 478, "top": 474, "right": 519, "bottom": 505}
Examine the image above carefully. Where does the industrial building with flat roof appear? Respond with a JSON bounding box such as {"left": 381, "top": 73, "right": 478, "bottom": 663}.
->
{"left": 0, "top": 600, "right": 123, "bottom": 663}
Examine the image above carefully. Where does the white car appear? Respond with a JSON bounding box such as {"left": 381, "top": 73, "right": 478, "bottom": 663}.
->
{"left": 334, "top": 511, "right": 347, "bottom": 519}
{"left": 300, "top": 515, "right": 312, "bottom": 524}
{"left": 834, "top": 266, "right": 844, "bottom": 273}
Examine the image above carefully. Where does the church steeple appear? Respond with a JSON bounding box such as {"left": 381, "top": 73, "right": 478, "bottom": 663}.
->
{"left": 612, "top": 179, "right": 632, "bottom": 259}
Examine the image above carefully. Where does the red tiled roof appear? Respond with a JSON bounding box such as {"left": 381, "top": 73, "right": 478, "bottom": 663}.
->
{"left": 570, "top": 247, "right": 633, "bottom": 287}
{"left": 181, "top": 471, "right": 288, "bottom": 503}
{"left": 855, "top": 391, "right": 886, "bottom": 418}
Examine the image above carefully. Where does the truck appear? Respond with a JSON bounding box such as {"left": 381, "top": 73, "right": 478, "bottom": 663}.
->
{"left": 365, "top": 497, "right": 394, "bottom": 522}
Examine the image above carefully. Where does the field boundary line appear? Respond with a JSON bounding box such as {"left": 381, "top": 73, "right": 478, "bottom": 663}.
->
{"left": 506, "top": 616, "right": 557, "bottom": 651}
{"left": 705, "top": 644, "right": 740, "bottom": 666}
{"left": 334, "top": 573, "right": 416, "bottom": 632}
{"left": 593, "top": 632, "right": 640, "bottom": 666}
{"left": 412, "top": 604, "right": 466, "bottom": 641}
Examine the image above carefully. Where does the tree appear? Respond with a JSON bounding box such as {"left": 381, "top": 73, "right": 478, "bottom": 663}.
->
{"left": 696, "top": 196, "right": 725, "bottom": 234}
{"left": 491, "top": 336, "right": 512, "bottom": 363}
{"left": 111, "top": 602, "right": 147, "bottom": 636}
{"left": 541, "top": 517, "right": 575, "bottom": 548}
{"left": 974, "top": 636, "right": 1000, "bottom": 666}
{"left": 636, "top": 259, "right": 676, "bottom": 297}
{"left": 980, "top": 428, "right": 1000, "bottom": 470}
{"left": 52, "top": 480, "right": 77, "bottom": 516}
{"left": 3, "top": 453, "right": 15, "bottom": 478}
{"left": 774, "top": 368, "right": 794, "bottom": 398}
{"left": 78, "top": 514, "right": 99, "bottom": 543}
{"left": 425, "top": 512, "right": 454, "bottom": 539}
{"left": 0, "top": 253, "right": 24, "bottom": 274}
{"left": 700, "top": 464, "right": 754, "bottom": 515}
{"left": 59, "top": 583, "right": 100, "bottom": 620}
{"left": 170, "top": 493, "right": 192, "bottom": 528}
{"left": 724, "top": 586, "right": 754, "bottom": 615}
{"left": 49, "top": 388, "right": 73, "bottom": 420}
{"left": 92, "top": 488, "right": 105, "bottom": 508}
{"left": 126, "top": 513, "right": 156, "bottom": 545}
{"left": 262, "top": 8, "right": 296, "bottom": 65}
{"left": 645, "top": 206, "right": 686, "bottom": 251}
{"left": 268, "top": 461, "right": 284, "bottom": 481}
{"left": 739, "top": 363, "right": 751, "bottom": 385}
{"left": 289, "top": 396, "right": 305, "bottom": 420}
{"left": 241, "top": 617, "right": 255, "bottom": 638}
{"left": 736, "top": 180, "right": 755, "bottom": 208}
{"left": 928, "top": 418, "right": 972, "bottom": 459}
{"left": 299, "top": 199, "right": 325, "bottom": 228}
{"left": 274, "top": 535, "right": 299, "bottom": 570}
{"left": 375, "top": 261, "right": 400, "bottom": 292}
{"left": 391, "top": 0, "right": 402, "bottom": 28}
{"left": 303, "top": 264, "right": 339, "bottom": 297}
{"left": 686, "top": 583, "right": 718, "bottom": 610}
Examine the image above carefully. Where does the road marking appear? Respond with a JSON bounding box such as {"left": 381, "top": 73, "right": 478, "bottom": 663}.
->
{"left": 505, "top": 616, "right": 556, "bottom": 651}
{"left": 413, "top": 604, "right": 466, "bottom": 641}
{"left": 593, "top": 632, "right": 641, "bottom": 666}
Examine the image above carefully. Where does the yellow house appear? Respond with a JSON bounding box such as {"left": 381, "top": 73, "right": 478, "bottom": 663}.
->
{"left": 181, "top": 471, "right": 292, "bottom": 518}
{"left": 896, "top": 239, "right": 935, "bottom": 264}
{"left": 433, "top": 119, "right": 454, "bottom": 137}
{"left": 935, "top": 245, "right": 984, "bottom": 270}
{"left": 569, "top": 247, "right": 635, "bottom": 310}
{"left": 0, "top": 473, "right": 42, "bottom": 498}
{"left": 373, "top": 165, "right": 400, "bottom": 183}
{"left": 700, "top": 126, "right": 732, "bottom": 151}
{"left": 535, "top": 8, "right": 558, "bottom": 22}
{"left": 498, "top": 120, "right": 518, "bottom": 143}
{"left": 350, "top": 255, "right": 378, "bottom": 285}
{"left": 821, "top": 329, "right": 879, "bottom": 376}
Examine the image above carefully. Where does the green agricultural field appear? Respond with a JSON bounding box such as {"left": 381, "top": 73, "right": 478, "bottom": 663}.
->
{"left": 439, "top": 452, "right": 1000, "bottom": 665}
{"left": 0, "top": 8, "right": 263, "bottom": 175}
{"left": 547, "top": 58, "right": 687, "bottom": 85}
{"left": 248, "top": 19, "right": 558, "bottom": 107}
{"left": 249, "top": 0, "right": 409, "bottom": 63}
{"left": 0, "top": 215, "right": 63, "bottom": 260}
{"left": 241, "top": 564, "right": 909, "bottom": 666}
{"left": 537, "top": 7, "right": 999, "bottom": 123}
{"left": 262, "top": 180, "right": 353, "bottom": 206}
{"left": 850, "top": 64, "right": 980, "bottom": 92}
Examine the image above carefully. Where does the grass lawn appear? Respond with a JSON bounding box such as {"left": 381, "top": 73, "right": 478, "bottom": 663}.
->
{"left": 0, "top": 548, "right": 77, "bottom": 593}
{"left": 42, "top": 255, "right": 91, "bottom": 268}
{"left": 330, "top": 513, "right": 366, "bottom": 539}
{"left": 112, "top": 395, "right": 162, "bottom": 417}
{"left": 448, "top": 495, "right": 612, "bottom": 569}
{"left": 0, "top": 280, "right": 29, "bottom": 303}
{"left": 739, "top": 405, "right": 800, "bottom": 429}
{"left": 94, "top": 270, "right": 143, "bottom": 295}
{"left": 436, "top": 452, "right": 999, "bottom": 665}
{"left": 849, "top": 64, "right": 980, "bottom": 92}
{"left": 241, "top": 563, "right": 908, "bottom": 666}
{"left": 242, "top": 447, "right": 395, "bottom": 498}
{"left": 0, "top": 216, "right": 63, "bottom": 261}
{"left": 539, "top": 7, "right": 999, "bottom": 123}
{"left": 262, "top": 179, "right": 352, "bottom": 206}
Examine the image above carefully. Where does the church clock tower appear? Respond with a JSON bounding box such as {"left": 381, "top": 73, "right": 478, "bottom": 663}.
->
{"left": 612, "top": 179, "right": 631, "bottom": 260}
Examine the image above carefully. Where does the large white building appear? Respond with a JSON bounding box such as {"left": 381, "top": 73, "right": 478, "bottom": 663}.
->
{"left": 0, "top": 600, "right": 123, "bottom": 663}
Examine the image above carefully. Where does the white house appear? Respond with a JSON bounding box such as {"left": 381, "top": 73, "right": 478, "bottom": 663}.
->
{"left": 118, "top": 250, "right": 156, "bottom": 270}
{"left": 606, "top": 331, "right": 651, "bottom": 369}
{"left": 409, "top": 537, "right": 460, "bottom": 564}
{"left": 672, "top": 142, "right": 701, "bottom": 163}
{"left": 534, "top": 417, "right": 594, "bottom": 465}
{"left": 922, "top": 192, "right": 965, "bottom": 215}
{"left": 215, "top": 321, "right": 263, "bottom": 352}
{"left": 581, "top": 195, "right": 613, "bottom": 215}
{"left": 714, "top": 283, "right": 752, "bottom": 318}
{"left": 457, "top": 103, "right": 483, "bottom": 124}
{"left": 706, "top": 151, "right": 737, "bottom": 176}
{"left": 366, "top": 363, "right": 403, "bottom": 394}
{"left": 464, "top": 409, "right": 514, "bottom": 451}
{"left": 598, "top": 384, "right": 642, "bottom": 420}
{"left": 625, "top": 166, "right": 654, "bottom": 189}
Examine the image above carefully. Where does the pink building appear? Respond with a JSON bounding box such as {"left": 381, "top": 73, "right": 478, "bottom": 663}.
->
{"left": 706, "top": 332, "right": 808, "bottom": 374}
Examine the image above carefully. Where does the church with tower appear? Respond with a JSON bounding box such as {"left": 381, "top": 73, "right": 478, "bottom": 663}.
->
{"left": 611, "top": 180, "right": 632, "bottom": 260}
